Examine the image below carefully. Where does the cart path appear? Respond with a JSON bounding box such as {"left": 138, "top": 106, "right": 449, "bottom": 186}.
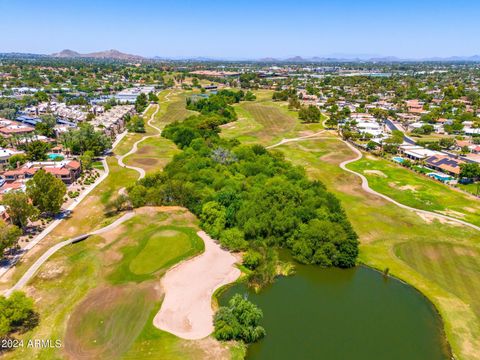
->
{"left": 4, "top": 211, "right": 135, "bottom": 297}
{"left": 339, "top": 140, "right": 480, "bottom": 232}
{"left": 266, "top": 130, "right": 326, "bottom": 149}
{"left": 116, "top": 104, "right": 162, "bottom": 179}
{"left": 267, "top": 133, "right": 480, "bottom": 232}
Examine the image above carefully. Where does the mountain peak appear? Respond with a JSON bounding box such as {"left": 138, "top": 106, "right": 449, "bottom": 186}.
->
{"left": 51, "top": 49, "right": 144, "bottom": 60}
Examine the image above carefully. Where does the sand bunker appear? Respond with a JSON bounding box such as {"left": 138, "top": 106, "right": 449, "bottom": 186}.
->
{"left": 153, "top": 231, "right": 240, "bottom": 340}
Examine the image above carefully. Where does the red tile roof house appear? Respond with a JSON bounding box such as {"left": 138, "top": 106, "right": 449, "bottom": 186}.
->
{"left": 0, "top": 119, "right": 35, "bottom": 136}
{"left": 2, "top": 160, "right": 81, "bottom": 184}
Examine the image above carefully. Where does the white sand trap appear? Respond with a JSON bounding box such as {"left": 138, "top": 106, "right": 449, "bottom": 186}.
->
{"left": 153, "top": 231, "right": 241, "bottom": 340}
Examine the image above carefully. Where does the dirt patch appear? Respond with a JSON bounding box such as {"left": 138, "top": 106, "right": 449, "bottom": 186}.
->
{"left": 180, "top": 337, "right": 231, "bottom": 360}
{"left": 135, "top": 206, "right": 184, "bottom": 216}
{"left": 453, "top": 246, "right": 477, "bottom": 257}
{"left": 37, "top": 261, "right": 65, "bottom": 280}
{"left": 157, "top": 229, "right": 181, "bottom": 237}
{"left": 424, "top": 247, "right": 442, "bottom": 260}
{"left": 398, "top": 185, "right": 419, "bottom": 191}
{"left": 64, "top": 284, "right": 158, "bottom": 360}
{"left": 416, "top": 212, "right": 463, "bottom": 226}
{"left": 463, "top": 206, "right": 480, "bottom": 213}
{"left": 364, "top": 170, "right": 387, "bottom": 178}
{"left": 438, "top": 210, "right": 466, "bottom": 219}
{"left": 133, "top": 158, "right": 158, "bottom": 166}
{"left": 137, "top": 145, "right": 155, "bottom": 155}
{"left": 98, "top": 224, "right": 126, "bottom": 246}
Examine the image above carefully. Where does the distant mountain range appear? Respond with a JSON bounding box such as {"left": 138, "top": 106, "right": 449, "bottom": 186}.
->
{"left": 258, "top": 55, "right": 480, "bottom": 63}
{"left": 1, "top": 50, "right": 480, "bottom": 63}
{"left": 51, "top": 49, "right": 144, "bottom": 61}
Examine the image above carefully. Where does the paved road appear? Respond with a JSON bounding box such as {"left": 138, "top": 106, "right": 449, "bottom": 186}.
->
{"left": 4, "top": 212, "right": 135, "bottom": 296}
{"left": 339, "top": 140, "right": 480, "bottom": 232}
{"left": 384, "top": 119, "right": 416, "bottom": 145}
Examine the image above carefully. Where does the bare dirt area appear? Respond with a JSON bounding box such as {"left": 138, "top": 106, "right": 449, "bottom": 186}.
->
{"left": 64, "top": 284, "right": 159, "bottom": 360}
{"left": 364, "top": 170, "right": 387, "bottom": 177}
{"left": 416, "top": 212, "right": 464, "bottom": 226}
{"left": 153, "top": 231, "right": 241, "bottom": 340}
{"left": 180, "top": 337, "right": 232, "bottom": 360}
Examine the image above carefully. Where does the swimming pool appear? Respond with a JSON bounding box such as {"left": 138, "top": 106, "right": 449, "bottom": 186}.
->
{"left": 392, "top": 156, "right": 405, "bottom": 163}
{"left": 428, "top": 172, "right": 453, "bottom": 182}
{"left": 48, "top": 153, "right": 64, "bottom": 161}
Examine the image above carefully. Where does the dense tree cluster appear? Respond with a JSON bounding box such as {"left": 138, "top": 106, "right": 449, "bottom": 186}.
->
{"left": 185, "top": 90, "right": 252, "bottom": 121}
{"left": 126, "top": 115, "right": 146, "bottom": 133}
{"left": 135, "top": 93, "right": 148, "bottom": 113}
{"left": 26, "top": 169, "right": 67, "bottom": 214}
{"left": 298, "top": 105, "right": 322, "bottom": 123}
{"left": 60, "top": 123, "right": 112, "bottom": 155}
{"left": 214, "top": 294, "right": 265, "bottom": 343}
{"left": 127, "top": 98, "right": 359, "bottom": 286}
{"left": 460, "top": 163, "right": 480, "bottom": 180}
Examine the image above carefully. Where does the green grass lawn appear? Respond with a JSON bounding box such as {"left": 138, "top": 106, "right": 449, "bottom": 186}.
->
{"left": 4, "top": 208, "right": 227, "bottom": 360}
{"left": 218, "top": 96, "right": 480, "bottom": 359}
{"left": 221, "top": 97, "right": 325, "bottom": 146}
{"left": 129, "top": 229, "right": 195, "bottom": 275}
{"left": 275, "top": 138, "right": 480, "bottom": 360}
{"left": 346, "top": 156, "right": 480, "bottom": 226}
{"left": 124, "top": 136, "right": 180, "bottom": 174}
{"left": 395, "top": 242, "right": 480, "bottom": 318}
{"left": 458, "top": 182, "right": 480, "bottom": 196}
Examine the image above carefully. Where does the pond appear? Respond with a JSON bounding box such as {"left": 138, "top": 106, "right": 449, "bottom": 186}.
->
{"left": 220, "top": 264, "right": 450, "bottom": 360}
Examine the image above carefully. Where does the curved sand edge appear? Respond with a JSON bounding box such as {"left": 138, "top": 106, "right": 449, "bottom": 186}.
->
{"left": 153, "top": 231, "right": 241, "bottom": 340}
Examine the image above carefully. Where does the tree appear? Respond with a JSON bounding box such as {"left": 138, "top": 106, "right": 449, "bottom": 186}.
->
{"left": 8, "top": 154, "right": 27, "bottom": 169}
{"left": 35, "top": 114, "right": 57, "bottom": 138}
{"left": 127, "top": 115, "right": 145, "bottom": 133}
{"left": 79, "top": 150, "right": 94, "bottom": 170}
{"left": 0, "top": 220, "right": 22, "bottom": 255}
{"left": 298, "top": 105, "right": 322, "bottom": 123}
{"left": 2, "top": 192, "right": 39, "bottom": 229}
{"left": 148, "top": 92, "right": 159, "bottom": 102}
{"left": 366, "top": 141, "right": 378, "bottom": 151}
{"left": 214, "top": 294, "right": 266, "bottom": 343}
{"left": 26, "top": 169, "right": 66, "bottom": 214}
{"left": 200, "top": 201, "right": 226, "bottom": 238}
{"left": 135, "top": 93, "right": 148, "bottom": 113}
{"left": 25, "top": 141, "right": 51, "bottom": 161}
{"left": 60, "top": 123, "right": 112, "bottom": 155}
{"left": 219, "top": 227, "right": 247, "bottom": 251}
{"left": 0, "top": 291, "right": 37, "bottom": 337}
{"left": 460, "top": 163, "right": 480, "bottom": 180}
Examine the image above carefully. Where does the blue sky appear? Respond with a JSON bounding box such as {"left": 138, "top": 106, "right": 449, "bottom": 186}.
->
{"left": 0, "top": 0, "right": 479, "bottom": 58}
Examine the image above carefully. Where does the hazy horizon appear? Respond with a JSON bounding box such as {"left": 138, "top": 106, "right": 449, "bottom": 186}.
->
{"left": 1, "top": 0, "right": 479, "bottom": 59}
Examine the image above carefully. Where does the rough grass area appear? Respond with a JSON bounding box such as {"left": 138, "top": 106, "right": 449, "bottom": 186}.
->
{"left": 4, "top": 208, "right": 227, "bottom": 360}
{"left": 221, "top": 92, "right": 325, "bottom": 145}
{"left": 125, "top": 136, "right": 180, "bottom": 174}
{"left": 1, "top": 94, "right": 182, "bottom": 292}
{"left": 347, "top": 156, "right": 480, "bottom": 226}
{"left": 64, "top": 285, "right": 155, "bottom": 359}
{"left": 395, "top": 242, "right": 480, "bottom": 318}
